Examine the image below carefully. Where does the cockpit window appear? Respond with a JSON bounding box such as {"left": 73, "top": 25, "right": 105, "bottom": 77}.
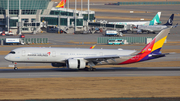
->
{"left": 9, "top": 51, "right": 15, "bottom": 54}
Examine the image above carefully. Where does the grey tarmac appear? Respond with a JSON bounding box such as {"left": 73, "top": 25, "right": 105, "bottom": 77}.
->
{"left": 0, "top": 67, "right": 180, "bottom": 78}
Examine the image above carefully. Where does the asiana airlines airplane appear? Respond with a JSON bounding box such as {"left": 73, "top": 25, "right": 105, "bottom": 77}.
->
{"left": 5, "top": 28, "right": 172, "bottom": 71}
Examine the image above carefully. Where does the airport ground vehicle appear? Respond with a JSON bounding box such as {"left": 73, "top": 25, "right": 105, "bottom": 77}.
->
{"left": 20, "top": 34, "right": 25, "bottom": 38}
{"left": 1, "top": 32, "right": 5, "bottom": 36}
{"left": 108, "top": 39, "right": 124, "bottom": 45}
{"left": 5, "top": 38, "right": 24, "bottom": 45}
{"left": 105, "top": 30, "right": 123, "bottom": 36}
{"left": 6, "top": 31, "right": 16, "bottom": 36}
{"left": 1, "top": 31, "right": 16, "bottom": 36}
{"left": 1, "top": 31, "right": 6, "bottom": 36}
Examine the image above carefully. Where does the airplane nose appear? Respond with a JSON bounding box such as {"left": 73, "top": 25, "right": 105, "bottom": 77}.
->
{"left": 4, "top": 55, "right": 9, "bottom": 61}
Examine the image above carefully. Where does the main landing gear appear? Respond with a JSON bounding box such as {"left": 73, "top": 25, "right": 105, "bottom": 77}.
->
{"left": 84, "top": 67, "right": 96, "bottom": 71}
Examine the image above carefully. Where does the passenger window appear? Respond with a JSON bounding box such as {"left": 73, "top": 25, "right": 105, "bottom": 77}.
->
{"left": 9, "top": 51, "right": 15, "bottom": 54}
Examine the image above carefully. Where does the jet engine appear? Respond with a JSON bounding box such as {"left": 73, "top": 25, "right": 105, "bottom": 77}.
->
{"left": 66, "top": 59, "right": 86, "bottom": 69}
{"left": 51, "top": 63, "right": 66, "bottom": 67}
{"left": 137, "top": 29, "right": 142, "bottom": 33}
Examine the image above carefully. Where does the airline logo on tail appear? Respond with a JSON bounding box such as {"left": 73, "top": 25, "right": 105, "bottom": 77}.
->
{"left": 56, "top": 0, "right": 66, "bottom": 8}
{"left": 149, "top": 12, "right": 161, "bottom": 25}
{"left": 120, "top": 28, "right": 170, "bottom": 64}
{"left": 164, "top": 14, "right": 174, "bottom": 26}
{"left": 90, "top": 45, "right": 96, "bottom": 49}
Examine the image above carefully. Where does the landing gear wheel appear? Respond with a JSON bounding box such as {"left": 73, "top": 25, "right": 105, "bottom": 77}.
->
{"left": 84, "top": 67, "right": 89, "bottom": 71}
{"left": 89, "top": 67, "right": 96, "bottom": 71}
{"left": 84, "top": 67, "right": 96, "bottom": 71}
{"left": 14, "top": 67, "right": 18, "bottom": 70}
{"left": 92, "top": 68, "right": 96, "bottom": 71}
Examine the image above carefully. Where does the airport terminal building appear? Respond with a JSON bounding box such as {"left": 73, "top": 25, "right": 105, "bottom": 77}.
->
{"left": 0, "top": 0, "right": 95, "bottom": 34}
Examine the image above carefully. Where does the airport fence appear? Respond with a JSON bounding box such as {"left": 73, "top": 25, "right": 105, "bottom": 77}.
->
{"left": 21, "top": 38, "right": 48, "bottom": 44}
{"left": 97, "top": 37, "right": 154, "bottom": 44}
{"left": 116, "top": 1, "right": 180, "bottom": 5}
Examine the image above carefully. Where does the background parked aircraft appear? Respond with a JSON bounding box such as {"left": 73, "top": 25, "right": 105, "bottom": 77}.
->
{"left": 109, "top": 12, "right": 161, "bottom": 26}
{"left": 133, "top": 14, "right": 174, "bottom": 34}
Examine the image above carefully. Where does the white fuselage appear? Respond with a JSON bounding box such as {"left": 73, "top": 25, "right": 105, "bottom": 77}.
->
{"left": 4, "top": 47, "right": 136, "bottom": 65}
{"left": 138, "top": 25, "right": 168, "bottom": 32}
{"left": 108, "top": 21, "right": 150, "bottom": 26}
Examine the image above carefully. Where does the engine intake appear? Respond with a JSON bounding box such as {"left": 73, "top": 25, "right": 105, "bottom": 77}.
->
{"left": 66, "top": 59, "right": 86, "bottom": 69}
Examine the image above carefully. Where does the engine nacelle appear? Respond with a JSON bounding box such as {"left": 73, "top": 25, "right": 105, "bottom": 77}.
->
{"left": 66, "top": 59, "right": 86, "bottom": 69}
{"left": 137, "top": 29, "right": 142, "bottom": 33}
{"left": 51, "top": 63, "right": 66, "bottom": 67}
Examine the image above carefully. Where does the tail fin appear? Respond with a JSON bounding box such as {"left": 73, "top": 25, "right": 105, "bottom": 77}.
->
{"left": 120, "top": 28, "right": 171, "bottom": 64}
{"left": 138, "top": 28, "right": 170, "bottom": 58}
{"left": 164, "top": 14, "right": 174, "bottom": 26}
{"left": 56, "top": 0, "right": 66, "bottom": 8}
{"left": 90, "top": 45, "right": 96, "bottom": 49}
{"left": 149, "top": 12, "right": 161, "bottom": 25}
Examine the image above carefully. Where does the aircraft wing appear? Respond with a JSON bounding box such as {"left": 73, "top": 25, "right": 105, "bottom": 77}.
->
{"left": 147, "top": 29, "right": 154, "bottom": 32}
{"left": 59, "top": 55, "right": 131, "bottom": 64}
{"left": 84, "top": 55, "right": 120, "bottom": 61}
{"left": 84, "top": 55, "right": 132, "bottom": 65}
{"left": 141, "top": 28, "right": 154, "bottom": 32}
{"left": 83, "top": 54, "right": 136, "bottom": 67}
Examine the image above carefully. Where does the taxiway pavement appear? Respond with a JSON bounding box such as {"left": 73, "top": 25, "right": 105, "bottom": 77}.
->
{"left": 0, "top": 67, "right": 180, "bottom": 78}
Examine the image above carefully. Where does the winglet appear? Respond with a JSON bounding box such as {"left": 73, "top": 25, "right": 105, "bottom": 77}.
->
{"left": 173, "top": 23, "right": 178, "bottom": 28}
{"left": 56, "top": 0, "right": 66, "bottom": 8}
{"left": 164, "top": 14, "right": 174, "bottom": 26}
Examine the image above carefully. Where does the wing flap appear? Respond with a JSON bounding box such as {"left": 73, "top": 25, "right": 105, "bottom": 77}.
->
{"left": 84, "top": 55, "right": 120, "bottom": 61}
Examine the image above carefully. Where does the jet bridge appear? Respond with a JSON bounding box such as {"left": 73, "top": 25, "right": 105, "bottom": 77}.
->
{"left": 88, "top": 22, "right": 132, "bottom": 34}
{"left": 19, "top": 21, "right": 47, "bottom": 34}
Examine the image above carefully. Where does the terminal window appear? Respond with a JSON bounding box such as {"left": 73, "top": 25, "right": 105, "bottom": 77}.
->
{"left": 9, "top": 19, "right": 18, "bottom": 27}
{"left": 22, "top": 28, "right": 29, "bottom": 31}
{"left": 0, "top": 10, "right": 5, "bottom": 14}
{"left": 22, "top": 19, "right": 29, "bottom": 22}
{"left": 22, "top": 10, "right": 36, "bottom": 15}
{"left": 9, "top": 10, "right": 19, "bottom": 15}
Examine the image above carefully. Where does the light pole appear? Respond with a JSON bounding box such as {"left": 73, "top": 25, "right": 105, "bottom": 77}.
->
{"left": 74, "top": 0, "right": 77, "bottom": 32}
{"left": 67, "top": 0, "right": 69, "bottom": 9}
{"left": 19, "top": 0, "right": 21, "bottom": 35}
{"left": 58, "top": 14, "right": 60, "bottom": 34}
{"left": 7, "top": 0, "right": 9, "bottom": 33}
{"left": 81, "top": 0, "right": 83, "bottom": 11}
{"left": 88, "top": 0, "right": 90, "bottom": 22}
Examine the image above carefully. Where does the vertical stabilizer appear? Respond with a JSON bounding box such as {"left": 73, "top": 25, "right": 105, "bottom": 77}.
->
{"left": 56, "top": 0, "right": 67, "bottom": 8}
{"left": 149, "top": 12, "right": 161, "bottom": 25}
{"left": 120, "top": 28, "right": 171, "bottom": 64}
{"left": 139, "top": 28, "right": 170, "bottom": 55}
{"left": 164, "top": 14, "right": 174, "bottom": 26}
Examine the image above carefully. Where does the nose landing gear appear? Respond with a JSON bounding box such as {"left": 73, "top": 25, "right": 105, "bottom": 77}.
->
{"left": 14, "top": 67, "right": 18, "bottom": 70}
{"left": 13, "top": 62, "right": 18, "bottom": 70}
